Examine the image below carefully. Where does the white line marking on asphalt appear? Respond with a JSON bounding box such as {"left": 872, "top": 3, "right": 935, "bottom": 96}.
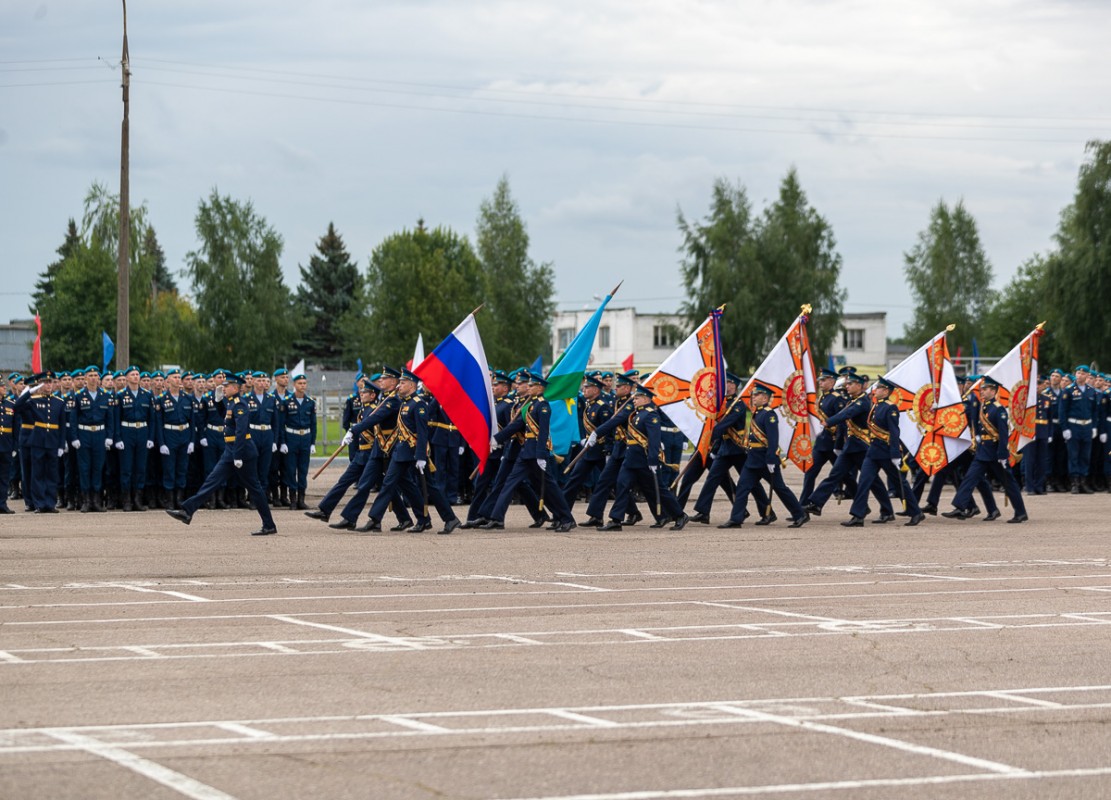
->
{"left": 546, "top": 710, "right": 622, "bottom": 728}
{"left": 46, "top": 730, "right": 238, "bottom": 800}
{"left": 215, "top": 723, "right": 275, "bottom": 740}
{"left": 497, "top": 768, "right": 1111, "bottom": 800}
{"left": 707, "top": 703, "right": 1028, "bottom": 775}
{"left": 980, "top": 692, "right": 1066, "bottom": 708}
{"left": 0, "top": 651, "right": 25, "bottom": 663}
{"left": 109, "top": 584, "right": 211, "bottom": 602}
{"left": 379, "top": 715, "right": 452, "bottom": 733}
{"left": 267, "top": 614, "right": 426, "bottom": 649}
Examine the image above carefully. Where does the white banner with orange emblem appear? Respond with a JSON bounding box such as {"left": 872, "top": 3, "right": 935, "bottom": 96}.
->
{"left": 642, "top": 307, "right": 727, "bottom": 465}
{"left": 738, "top": 307, "right": 821, "bottom": 472}
{"left": 883, "top": 327, "right": 971, "bottom": 476}
{"left": 973, "top": 323, "right": 1044, "bottom": 465}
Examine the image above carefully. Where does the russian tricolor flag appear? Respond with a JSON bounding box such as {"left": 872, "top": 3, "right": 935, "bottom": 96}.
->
{"left": 413, "top": 313, "right": 498, "bottom": 473}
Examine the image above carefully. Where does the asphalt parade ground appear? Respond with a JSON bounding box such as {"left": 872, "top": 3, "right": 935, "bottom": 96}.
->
{"left": 2, "top": 465, "right": 1111, "bottom": 799}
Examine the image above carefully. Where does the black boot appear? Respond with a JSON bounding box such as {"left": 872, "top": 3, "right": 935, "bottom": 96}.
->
{"left": 1071, "top": 477, "right": 1081, "bottom": 494}
{"left": 80, "top": 491, "right": 91, "bottom": 513}
{"left": 295, "top": 490, "right": 308, "bottom": 510}
{"left": 121, "top": 489, "right": 133, "bottom": 512}
{"left": 278, "top": 485, "right": 289, "bottom": 508}
{"left": 90, "top": 492, "right": 104, "bottom": 512}
{"left": 215, "top": 488, "right": 229, "bottom": 509}
{"left": 159, "top": 488, "right": 172, "bottom": 509}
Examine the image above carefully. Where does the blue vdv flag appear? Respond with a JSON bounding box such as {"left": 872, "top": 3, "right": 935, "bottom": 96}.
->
{"left": 971, "top": 338, "right": 980, "bottom": 375}
{"left": 102, "top": 331, "right": 115, "bottom": 373}
{"left": 530, "top": 355, "right": 543, "bottom": 376}
{"left": 353, "top": 357, "right": 364, "bottom": 393}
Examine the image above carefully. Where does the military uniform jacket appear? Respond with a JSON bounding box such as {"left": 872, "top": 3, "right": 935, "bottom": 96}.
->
{"left": 580, "top": 397, "right": 613, "bottom": 461}
{"left": 495, "top": 396, "right": 553, "bottom": 460}
{"left": 822, "top": 395, "right": 872, "bottom": 454}
{"left": 590, "top": 399, "right": 636, "bottom": 459}
{"left": 155, "top": 391, "right": 197, "bottom": 449}
{"left": 13, "top": 390, "right": 67, "bottom": 450}
{"left": 1060, "top": 383, "right": 1099, "bottom": 429}
{"left": 623, "top": 404, "right": 663, "bottom": 469}
{"left": 865, "top": 400, "right": 901, "bottom": 460}
{"left": 118, "top": 387, "right": 155, "bottom": 441}
{"left": 71, "top": 388, "right": 117, "bottom": 443}
{"left": 744, "top": 407, "right": 781, "bottom": 468}
{"left": 245, "top": 392, "right": 279, "bottom": 441}
{"left": 342, "top": 393, "right": 362, "bottom": 432}
{"left": 349, "top": 393, "right": 401, "bottom": 455}
{"left": 223, "top": 396, "right": 258, "bottom": 462}
{"left": 1, "top": 394, "right": 15, "bottom": 451}
{"left": 814, "top": 391, "right": 847, "bottom": 452}
{"left": 281, "top": 395, "right": 317, "bottom": 445}
{"left": 390, "top": 395, "right": 429, "bottom": 463}
{"left": 711, "top": 393, "right": 750, "bottom": 457}
{"left": 974, "top": 400, "right": 1009, "bottom": 462}
{"left": 490, "top": 396, "right": 515, "bottom": 460}
{"left": 1035, "top": 389, "right": 1053, "bottom": 440}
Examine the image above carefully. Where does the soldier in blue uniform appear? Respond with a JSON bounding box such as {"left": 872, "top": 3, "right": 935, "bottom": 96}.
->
{"left": 840, "top": 377, "right": 924, "bottom": 527}
{"left": 242, "top": 371, "right": 279, "bottom": 508}
{"left": 1100, "top": 373, "right": 1111, "bottom": 492}
{"left": 167, "top": 373, "right": 276, "bottom": 535}
{"left": 306, "top": 378, "right": 379, "bottom": 523}
{"left": 341, "top": 374, "right": 365, "bottom": 463}
{"left": 1060, "top": 364, "right": 1099, "bottom": 493}
{"left": 579, "top": 372, "right": 643, "bottom": 526}
{"left": 426, "top": 395, "right": 463, "bottom": 506}
{"left": 717, "top": 384, "right": 809, "bottom": 528}
{"left": 804, "top": 374, "right": 892, "bottom": 520}
{"left": 1022, "top": 374, "right": 1052, "bottom": 495}
{"left": 562, "top": 374, "right": 613, "bottom": 521}
{"left": 687, "top": 372, "right": 772, "bottom": 525}
{"left": 70, "top": 365, "right": 116, "bottom": 512}
{"left": 943, "top": 375, "right": 1027, "bottom": 522}
{"left": 116, "top": 366, "right": 155, "bottom": 511}
{"left": 461, "top": 370, "right": 515, "bottom": 527}
{"left": 154, "top": 367, "right": 197, "bottom": 509}
{"left": 0, "top": 375, "right": 15, "bottom": 513}
{"left": 198, "top": 370, "right": 230, "bottom": 508}
{"left": 280, "top": 372, "right": 316, "bottom": 510}
{"left": 592, "top": 383, "right": 687, "bottom": 531}
{"left": 482, "top": 372, "right": 575, "bottom": 531}
{"left": 800, "top": 367, "right": 846, "bottom": 505}
{"left": 13, "top": 373, "right": 36, "bottom": 511}
{"left": 13, "top": 371, "right": 68, "bottom": 513}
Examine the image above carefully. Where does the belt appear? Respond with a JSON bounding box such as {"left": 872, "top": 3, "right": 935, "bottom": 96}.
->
{"left": 1067, "top": 418, "right": 1092, "bottom": 425}
{"left": 429, "top": 421, "right": 457, "bottom": 431}
{"left": 661, "top": 426, "right": 680, "bottom": 433}
{"left": 163, "top": 424, "right": 189, "bottom": 431}
{"left": 78, "top": 424, "right": 105, "bottom": 432}
{"left": 121, "top": 421, "right": 147, "bottom": 428}
{"left": 0, "top": 427, "right": 11, "bottom": 434}
{"left": 1036, "top": 419, "right": 1048, "bottom": 425}
{"left": 284, "top": 426, "right": 311, "bottom": 435}
{"left": 207, "top": 424, "right": 224, "bottom": 432}
{"left": 250, "top": 424, "right": 271, "bottom": 431}
{"left": 225, "top": 433, "right": 252, "bottom": 442}
{"left": 34, "top": 422, "right": 59, "bottom": 430}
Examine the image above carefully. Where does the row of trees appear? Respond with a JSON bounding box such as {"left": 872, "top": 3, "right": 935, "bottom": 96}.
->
{"left": 31, "top": 139, "right": 1111, "bottom": 375}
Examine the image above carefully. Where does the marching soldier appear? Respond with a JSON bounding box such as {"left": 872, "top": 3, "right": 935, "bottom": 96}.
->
{"left": 840, "top": 376, "right": 924, "bottom": 527}
{"left": 717, "top": 384, "right": 809, "bottom": 529}
{"left": 943, "top": 375, "right": 1028, "bottom": 522}
{"left": 306, "top": 378, "right": 379, "bottom": 522}
{"left": 280, "top": 372, "right": 316, "bottom": 510}
{"left": 562, "top": 374, "right": 613, "bottom": 518}
{"left": 800, "top": 367, "right": 846, "bottom": 505}
{"left": 166, "top": 372, "right": 276, "bottom": 535}
{"left": 341, "top": 374, "right": 365, "bottom": 463}
{"left": 579, "top": 372, "right": 643, "bottom": 526}
{"left": 244, "top": 371, "right": 280, "bottom": 508}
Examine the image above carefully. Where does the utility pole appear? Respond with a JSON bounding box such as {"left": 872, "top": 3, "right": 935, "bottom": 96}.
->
{"left": 116, "top": 0, "right": 131, "bottom": 368}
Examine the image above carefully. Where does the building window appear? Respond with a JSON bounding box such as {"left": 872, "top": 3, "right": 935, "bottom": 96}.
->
{"left": 843, "top": 328, "right": 864, "bottom": 351}
{"left": 598, "top": 326, "right": 610, "bottom": 349}
{"left": 557, "top": 327, "right": 576, "bottom": 351}
{"left": 653, "top": 325, "right": 676, "bottom": 349}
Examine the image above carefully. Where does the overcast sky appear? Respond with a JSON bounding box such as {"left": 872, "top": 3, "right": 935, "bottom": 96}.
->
{"left": 3, "top": 0, "right": 1108, "bottom": 344}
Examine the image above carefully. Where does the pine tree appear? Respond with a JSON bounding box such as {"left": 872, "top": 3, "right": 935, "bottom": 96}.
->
{"left": 294, "top": 222, "right": 360, "bottom": 367}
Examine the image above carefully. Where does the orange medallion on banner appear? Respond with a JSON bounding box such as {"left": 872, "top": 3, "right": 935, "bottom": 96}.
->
{"left": 935, "top": 406, "right": 967, "bottom": 437}
{"left": 912, "top": 383, "right": 939, "bottom": 430}
{"left": 688, "top": 368, "right": 720, "bottom": 418}
{"left": 782, "top": 370, "right": 808, "bottom": 425}
{"left": 919, "top": 439, "right": 947, "bottom": 471}
{"left": 1009, "top": 381, "right": 1030, "bottom": 433}
{"left": 653, "top": 376, "right": 681, "bottom": 404}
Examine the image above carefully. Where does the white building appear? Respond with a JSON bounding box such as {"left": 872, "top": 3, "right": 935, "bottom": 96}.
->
{"left": 550, "top": 306, "right": 684, "bottom": 372}
{"left": 828, "top": 311, "right": 887, "bottom": 369}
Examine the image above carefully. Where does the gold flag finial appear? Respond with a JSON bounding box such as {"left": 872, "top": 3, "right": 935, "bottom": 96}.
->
{"left": 945, "top": 323, "right": 956, "bottom": 332}
{"left": 800, "top": 303, "right": 812, "bottom": 316}
{"left": 1036, "top": 321, "right": 1046, "bottom": 331}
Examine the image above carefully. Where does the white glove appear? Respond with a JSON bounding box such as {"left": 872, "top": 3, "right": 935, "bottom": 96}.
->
{"left": 1000, "top": 458, "right": 1009, "bottom": 465}
{"left": 1092, "top": 428, "right": 1098, "bottom": 440}
{"left": 537, "top": 459, "right": 547, "bottom": 471}
{"left": 214, "top": 386, "right": 224, "bottom": 401}
{"left": 708, "top": 451, "right": 716, "bottom": 460}
{"left": 71, "top": 440, "right": 81, "bottom": 450}
{"left": 586, "top": 431, "right": 598, "bottom": 448}
{"left": 28, "top": 384, "right": 43, "bottom": 395}
{"left": 416, "top": 459, "right": 426, "bottom": 473}
{"left": 310, "top": 445, "right": 316, "bottom": 455}
{"left": 892, "top": 458, "right": 900, "bottom": 467}
{"left": 649, "top": 465, "right": 657, "bottom": 474}
{"left": 146, "top": 440, "right": 154, "bottom": 449}
{"left": 767, "top": 463, "right": 775, "bottom": 473}
{"left": 114, "top": 440, "right": 124, "bottom": 450}
{"left": 187, "top": 442, "right": 195, "bottom": 454}
{"left": 279, "top": 444, "right": 289, "bottom": 454}
{"left": 160, "top": 445, "right": 170, "bottom": 455}
{"left": 57, "top": 448, "right": 64, "bottom": 457}
{"left": 271, "top": 443, "right": 277, "bottom": 453}
{"left": 233, "top": 459, "right": 243, "bottom": 469}
{"left": 341, "top": 431, "right": 354, "bottom": 447}
{"left": 834, "top": 449, "right": 843, "bottom": 456}
{"left": 1101, "top": 434, "right": 1108, "bottom": 443}
{"left": 1048, "top": 436, "right": 1054, "bottom": 443}
{"left": 458, "top": 446, "right": 464, "bottom": 455}
{"left": 490, "top": 435, "right": 499, "bottom": 450}
{"left": 1063, "top": 429, "right": 1072, "bottom": 441}
{"left": 200, "top": 437, "right": 208, "bottom": 447}
{"left": 105, "top": 438, "right": 113, "bottom": 450}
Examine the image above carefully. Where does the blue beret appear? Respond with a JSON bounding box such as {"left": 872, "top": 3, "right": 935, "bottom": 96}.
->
{"left": 7, "top": 372, "right": 23, "bottom": 382}
{"left": 84, "top": 365, "right": 100, "bottom": 375}
{"left": 291, "top": 373, "right": 306, "bottom": 382}
{"left": 1074, "top": 364, "right": 1091, "bottom": 373}
{"left": 273, "top": 368, "right": 288, "bottom": 377}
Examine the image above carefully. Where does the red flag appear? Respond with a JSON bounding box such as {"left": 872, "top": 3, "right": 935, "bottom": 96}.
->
{"left": 621, "top": 353, "right": 633, "bottom": 372}
{"left": 31, "top": 314, "right": 42, "bottom": 372}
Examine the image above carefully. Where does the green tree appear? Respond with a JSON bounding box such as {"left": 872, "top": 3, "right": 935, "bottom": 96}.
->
{"left": 679, "top": 170, "right": 846, "bottom": 372}
{"left": 294, "top": 222, "right": 361, "bottom": 367}
{"left": 979, "top": 255, "right": 1063, "bottom": 364}
{"left": 475, "top": 176, "right": 556, "bottom": 367}
{"left": 903, "top": 199, "right": 994, "bottom": 353}
{"left": 31, "top": 236, "right": 117, "bottom": 367}
{"left": 33, "top": 218, "right": 81, "bottom": 303}
{"left": 1044, "top": 140, "right": 1111, "bottom": 363}
{"left": 340, "top": 221, "right": 484, "bottom": 368}
{"left": 142, "top": 226, "right": 178, "bottom": 295}
{"left": 185, "top": 189, "right": 298, "bottom": 370}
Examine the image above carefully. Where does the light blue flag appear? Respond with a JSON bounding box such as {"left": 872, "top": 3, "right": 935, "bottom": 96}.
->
{"left": 102, "top": 331, "right": 115, "bottom": 373}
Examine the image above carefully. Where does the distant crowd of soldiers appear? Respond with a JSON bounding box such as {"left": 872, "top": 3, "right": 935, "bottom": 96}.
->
{"left": 4, "top": 362, "right": 1108, "bottom": 531}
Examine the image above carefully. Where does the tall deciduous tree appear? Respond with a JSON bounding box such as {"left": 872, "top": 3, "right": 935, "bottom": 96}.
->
{"left": 1045, "top": 140, "right": 1111, "bottom": 363}
{"left": 294, "top": 222, "right": 360, "bottom": 367}
{"left": 339, "top": 221, "right": 484, "bottom": 368}
{"left": 679, "top": 170, "right": 846, "bottom": 372}
{"left": 902, "top": 199, "right": 994, "bottom": 353}
{"left": 475, "top": 176, "right": 556, "bottom": 367}
{"left": 185, "top": 190, "right": 298, "bottom": 370}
